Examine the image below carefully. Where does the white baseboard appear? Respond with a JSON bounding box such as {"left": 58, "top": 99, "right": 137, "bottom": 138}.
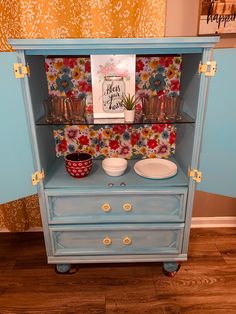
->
{"left": 191, "top": 216, "right": 236, "bottom": 228}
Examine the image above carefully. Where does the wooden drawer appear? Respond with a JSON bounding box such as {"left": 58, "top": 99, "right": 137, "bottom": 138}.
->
{"left": 50, "top": 223, "right": 184, "bottom": 256}
{"left": 45, "top": 189, "right": 187, "bottom": 224}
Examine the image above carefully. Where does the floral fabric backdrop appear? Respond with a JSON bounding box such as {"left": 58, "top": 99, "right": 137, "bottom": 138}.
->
{"left": 46, "top": 55, "right": 181, "bottom": 159}
{"left": 54, "top": 124, "right": 176, "bottom": 159}
{"left": 45, "top": 56, "right": 182, "bottom": 105}
{"left": 0, "top": 0, "right": 166, "bottom": 52}
{"left": 45, "top": 57, "right": 92, "bottom": 103}
{"left": 136, "top": 56, "right": 182, "bottom": 99}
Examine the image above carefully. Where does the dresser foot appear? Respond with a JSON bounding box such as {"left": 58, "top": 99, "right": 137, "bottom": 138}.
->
{"left": 55, "top": 264, "right": 79, "bottom": 274}
{"left": 162, "top": 262, "right": 181, "bottom": 277}
{"left": 55, "top": 264, "right": 72, "bottom": 274}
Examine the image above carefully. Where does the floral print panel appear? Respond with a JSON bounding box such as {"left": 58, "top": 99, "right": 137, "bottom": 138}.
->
{"left": 46, "top": 55, "right": 181, "bottom": 159}
{"left": 45, "top": 57, "right": 93, "bottom": 104}
{"left": 135, "top": 56, "right": 182, "bottom": 99}
{"left": 45, "top": 56, "right": 182, "bottom": 108}
{"left": 54, "top": 124, "right": 176, "bottom": 159}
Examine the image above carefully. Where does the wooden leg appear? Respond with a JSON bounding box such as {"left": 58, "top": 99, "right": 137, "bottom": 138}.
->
{"left": 162, "top": 262, "right": 181, "bottom": 277}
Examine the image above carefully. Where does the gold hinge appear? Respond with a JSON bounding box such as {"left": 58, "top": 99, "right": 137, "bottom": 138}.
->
{"left": 14, "top": 63, "right": 30, "bottom": 78}
{"left": 32, "top": 170, "right": 45, "bottom": 186}
{"left": 188, "top": 168, "right": 202, "bottom": 183}
{"left": 198, "top": 61, "right": 217, "bottom": 77}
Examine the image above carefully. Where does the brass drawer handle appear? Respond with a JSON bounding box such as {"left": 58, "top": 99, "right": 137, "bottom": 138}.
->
{"left": 103, "top": 236, "right": 112, "bottom": 246}
{"left": 123, "top": 203, "right": 132, "bottom": 212}
{"left": 102, "top": 203, "right": 111, "bottom": 212}
{"left": 123, "top": 236, "right": 132, "bottom": 245}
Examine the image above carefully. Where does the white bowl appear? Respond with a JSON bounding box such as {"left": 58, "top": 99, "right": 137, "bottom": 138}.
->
{"left": 102, "top": 158, "right": 127, "bottom": 176}
{"left": 102, "top": 168, "right": 127, "bottom": 177}
{"left": 102, "top": 157, "right": 127, "bottom": 169}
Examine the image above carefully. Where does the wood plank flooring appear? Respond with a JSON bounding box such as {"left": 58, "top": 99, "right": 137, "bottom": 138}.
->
{"left": 0, "top": 228, "right": 236, "bottom": 313}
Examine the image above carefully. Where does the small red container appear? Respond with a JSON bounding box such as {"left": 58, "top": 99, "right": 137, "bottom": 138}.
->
{"left": 65, "top": 152, "right": 92, "bottom": 178}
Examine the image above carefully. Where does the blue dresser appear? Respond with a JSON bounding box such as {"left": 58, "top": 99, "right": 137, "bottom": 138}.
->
{"left": 2, "top": 37, "right": 222, "bottom": 275}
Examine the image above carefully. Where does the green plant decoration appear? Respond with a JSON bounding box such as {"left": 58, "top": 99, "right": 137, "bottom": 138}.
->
{"left": 121, "top": 94, "right": 139, "bottom": 110}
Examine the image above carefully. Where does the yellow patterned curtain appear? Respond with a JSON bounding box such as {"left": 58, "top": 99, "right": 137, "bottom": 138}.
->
{"left": 0, "top": 195, "right": 42, "bottom": 232}
{"left": 0, "top": 0, "right": 166, "bottom": 52}
{"left": 0, "top": 0, "right": 166, "bottom": 231}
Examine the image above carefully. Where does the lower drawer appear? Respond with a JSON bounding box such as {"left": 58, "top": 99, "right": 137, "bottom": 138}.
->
{"left": 50, "top": 223, "right": 184, "bottom": 256}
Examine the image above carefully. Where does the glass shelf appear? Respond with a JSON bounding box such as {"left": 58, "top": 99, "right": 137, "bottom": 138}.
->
{"left": 36, "top": 112, "right": 195, "bottom": 126}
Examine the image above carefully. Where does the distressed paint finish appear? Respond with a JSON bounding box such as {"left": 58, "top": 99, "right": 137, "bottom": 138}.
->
{"left": 8, "top": 37, "right": 219, "bottom": 51}
{"left": 50, "top": 223, "right": 184, "bottom": 256}
{"left": 46, "top": 189, "right": 187, "bottom": 224}
{"left": 7, "top": 37, "right": 219, "bottom": 269}
{"left": 0, "top": 52, "right": 35, "bottom": 204}
{"left": 198, "top": 48, "right": 236, "bottom": 198}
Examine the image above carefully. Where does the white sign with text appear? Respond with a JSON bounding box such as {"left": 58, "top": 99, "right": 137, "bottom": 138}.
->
{"left": 91, "top": 55, "right": 136, "bottom": 118}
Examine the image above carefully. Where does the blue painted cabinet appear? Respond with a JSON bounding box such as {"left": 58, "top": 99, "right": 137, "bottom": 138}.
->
{"left": 2, "top": 37, "right": 222, "bottom": 273}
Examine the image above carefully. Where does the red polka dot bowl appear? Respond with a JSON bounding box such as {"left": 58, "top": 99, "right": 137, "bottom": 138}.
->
{"left": 65, "top": 152, "right": 92, "bottom": 178}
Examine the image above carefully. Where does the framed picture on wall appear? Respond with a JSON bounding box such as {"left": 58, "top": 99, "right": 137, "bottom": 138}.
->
{"left": 91, "top": 55, "right": 136, "bottom": 118}
{"left": 198, "top": 0, "right": 236, "bottom": 35}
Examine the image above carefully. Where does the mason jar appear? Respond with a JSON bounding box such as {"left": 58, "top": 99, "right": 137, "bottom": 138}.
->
{"left": 102, "top": 76, "right": 125, "bottom": 112}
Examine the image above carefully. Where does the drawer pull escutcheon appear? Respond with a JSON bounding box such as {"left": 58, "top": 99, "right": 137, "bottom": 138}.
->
{"left": 123, "top": 236, "right": 132, "bottom": 245}
{"left": 123, "top": 203, "right": 132, "bottom": 212}
{"left": 102, "top": 203, "right": 111, "bottom": 212}
{"left": 103, "top": 236, "right": 112, "bottom": 246}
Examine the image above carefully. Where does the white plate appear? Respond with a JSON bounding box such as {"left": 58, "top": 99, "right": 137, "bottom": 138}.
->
{"left": 134, "top": 159, "right": 177, "bottom": 179}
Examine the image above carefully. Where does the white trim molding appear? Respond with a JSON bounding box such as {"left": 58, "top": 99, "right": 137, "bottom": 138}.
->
{"left": 191, "top": 216, "right": 236, "bottom": 228}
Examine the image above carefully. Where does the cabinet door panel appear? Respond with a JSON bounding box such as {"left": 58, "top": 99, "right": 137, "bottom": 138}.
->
{"left": 198, "top": 48, "right": 236, "bottom": 198}
{"left": 0, "top": 53, "right": 36, "bottom": 203}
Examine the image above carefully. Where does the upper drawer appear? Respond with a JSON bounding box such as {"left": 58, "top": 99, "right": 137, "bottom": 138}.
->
{"left": 45, "top": 189, "right": 187, "bottom": 224}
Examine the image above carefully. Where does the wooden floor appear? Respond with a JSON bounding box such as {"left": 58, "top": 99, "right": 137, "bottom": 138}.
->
{"left": 0, "top": 228, "right": 236, "bottom": 314}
